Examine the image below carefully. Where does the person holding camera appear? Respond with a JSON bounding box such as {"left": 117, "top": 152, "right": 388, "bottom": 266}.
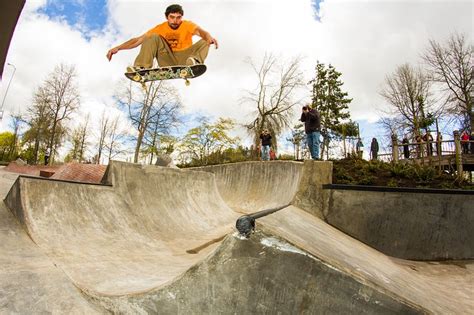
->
{"left": 259, "top": 129, "right": 272, "bottom": 161}
{"left": 300, "top": 105, "right": 321, "bottom": 160}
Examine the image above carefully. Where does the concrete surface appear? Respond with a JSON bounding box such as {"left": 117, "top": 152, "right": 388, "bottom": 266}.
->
{"left": 0, "top": 170, "right": 102, "bottom": 314}
{"left": 195, "top": 161, "right": 303, "bottom": 213}
{"left": 1, "top": 161, "right": 473, "bottom": 314}
{"left": 326, "top": 187, "right": 474, "bottom": 260}
{"left": 88, "top": 231, "right": 423, "bottom": 315}
{"left": 0, "top": 0, "right": 24, "bottom": 79}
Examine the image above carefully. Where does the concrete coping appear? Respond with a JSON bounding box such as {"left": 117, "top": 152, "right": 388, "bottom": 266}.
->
{"left": 323, "top": 184, "right": 474, "bottom": 195}
{"left": 12, "top": 174, "right": 112, "bottom": 187}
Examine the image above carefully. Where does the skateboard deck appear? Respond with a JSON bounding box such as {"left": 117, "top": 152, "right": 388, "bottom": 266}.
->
{"left": 125, "top": 64, "right": 207, "bottom": 86}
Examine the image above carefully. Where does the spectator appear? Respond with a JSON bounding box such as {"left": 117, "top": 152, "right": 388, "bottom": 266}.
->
{"left": 415, "top": 134, "right": 423, "bottom": 158}
{"left": 402, "top": 136, "right": 410, "bottom": 159}
{"left": 270, "top": 148, "right": 276, "bottom": 160}
{"left": 300, "top": 105, "right": 321, "bottom": 160}
{"left": 461, "top": 130, "right": 470, "bottom": 154}
{"left": 436, "top": 132, "right": 442, "bottom": 156}
{"left": 370, "top": 138, "right": 379, "bottom": 160}
{"left": 259, "top": 129, "right": 272, "bottom": 161}
{"left": 470, "top": 131, "right": 474, "bottom": 154}
{"left": 423, "top": 132, "right": 434, "bottom": 156}
{"left": 356, "top": 138, "right": 364, "bottom": 159}
{"left": 44, "top": 149, "right": 50, "bottom": 165}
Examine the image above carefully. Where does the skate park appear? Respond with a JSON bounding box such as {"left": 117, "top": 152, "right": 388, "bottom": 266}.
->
{"left": 1, "top": 1, "right": 474, "bottom": 314}
{"left": 1, "top": 160, "right": 473, "bottom": 314}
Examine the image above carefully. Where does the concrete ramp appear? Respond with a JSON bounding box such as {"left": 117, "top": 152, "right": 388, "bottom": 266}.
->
{"left": 2, "top": 161, "right": 473, "bottom": 314}
{"left": 5, "top": 162, "right": 238, "bottom": 296}
{"left": 195, "top": 161, "right": 303, "bottom": 213}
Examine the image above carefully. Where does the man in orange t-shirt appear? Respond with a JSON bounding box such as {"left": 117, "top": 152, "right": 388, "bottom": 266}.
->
{"left": 106, "top": 4, "right": 218, "bottom": 70}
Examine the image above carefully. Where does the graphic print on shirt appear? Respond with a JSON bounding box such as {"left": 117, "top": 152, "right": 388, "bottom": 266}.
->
{"left": 164, "top": 33, "right": 180, "bottom": 50}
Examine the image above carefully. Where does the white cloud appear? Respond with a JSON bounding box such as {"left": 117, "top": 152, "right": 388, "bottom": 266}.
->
{"left": 1, "top": 0, "right": 472, "bottom": 156}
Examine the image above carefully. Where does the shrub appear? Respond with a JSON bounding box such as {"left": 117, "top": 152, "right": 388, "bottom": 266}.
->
{"left": 413, "top": 165, "right": 437, "bottom": 183}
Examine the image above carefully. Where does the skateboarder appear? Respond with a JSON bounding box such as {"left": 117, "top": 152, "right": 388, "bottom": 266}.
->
{"left": 106, "top": 4, "right": 218, "bottom": 72}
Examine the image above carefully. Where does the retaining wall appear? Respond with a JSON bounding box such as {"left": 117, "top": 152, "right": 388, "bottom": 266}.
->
{"left": 324, "top": 185, "right": 474, "bottom": 260}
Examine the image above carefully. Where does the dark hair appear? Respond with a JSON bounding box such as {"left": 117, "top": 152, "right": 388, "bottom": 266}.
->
{"left": 165, "top": 4, "right": 184, "bottom": 17}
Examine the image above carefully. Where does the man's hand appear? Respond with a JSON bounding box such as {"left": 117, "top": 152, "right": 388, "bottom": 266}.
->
{"left": 106, "top": 47, "right": 119, "bottom": 61}
{"left": 195, "top": 26, "right": 219, "bottom": 49}
{"left": 208, "top": 37, "right": 219, "bottom": 49}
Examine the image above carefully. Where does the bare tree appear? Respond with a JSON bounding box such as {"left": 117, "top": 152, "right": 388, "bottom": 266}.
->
{"left": 380, "top": 63, "right": 441, "bottom": 141}
{"left": 96, "top": 110, "right": 111, "bottom": 164}
{"left": 67, "top": 116, "right": 89, "bottom": 163}
{"left": 423, "top": 33, "right": 473, "bottom": 130}
{"left": 105, "top": 116, "right": 128, "bottom": 163}
{"left": 119, "top": 80, "right": 181, "bottom": 163}
{"left": 243, "top": 53, "right": 304, "bottom": 151}
{"left": 77, "top": 116, "right": 89, "bottom": 162}
{"left": 43, "top": 64, "right": 80, "bottom": 163}
{"left": 143, "top": 91, "right": 182, "bottom": 164}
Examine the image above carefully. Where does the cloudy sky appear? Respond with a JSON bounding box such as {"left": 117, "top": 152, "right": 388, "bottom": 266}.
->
{"left": 0, "top": 0, "right": 472, "bottom": 157}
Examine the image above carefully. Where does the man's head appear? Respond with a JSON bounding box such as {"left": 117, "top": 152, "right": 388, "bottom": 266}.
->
{"left": 165, "top": 4, "right": 184, "bottom": 29}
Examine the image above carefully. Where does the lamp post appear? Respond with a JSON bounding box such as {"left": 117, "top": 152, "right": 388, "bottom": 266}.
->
{"left": 0, "top": 63, "right": 17, "bottom": 120}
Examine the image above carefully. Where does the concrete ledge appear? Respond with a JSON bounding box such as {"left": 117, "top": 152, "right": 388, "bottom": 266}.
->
{"left": 323, "top": 184, "right": 474, "bottom": 195}
{"left": 324, "top": 185, "right": 474, "bottom": 260}
{"left": 292, "top": 160, "right": 333, "bottom": 219}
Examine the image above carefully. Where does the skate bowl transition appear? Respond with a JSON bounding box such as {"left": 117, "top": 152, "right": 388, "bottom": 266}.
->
{"left": 1, "top": 160, "right": 473, "bottom": 314}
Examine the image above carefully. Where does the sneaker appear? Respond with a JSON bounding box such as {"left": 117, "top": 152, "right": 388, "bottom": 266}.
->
{"left": 126, "top": 65, "right": 145, "bottom": 73}
{"left": 185, "top": 57, "right": 201, "bottom": 66}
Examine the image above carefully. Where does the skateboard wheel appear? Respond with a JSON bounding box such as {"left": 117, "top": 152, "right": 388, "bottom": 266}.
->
{"left": 180, "top": 69, "right": 188, "bottom": 78}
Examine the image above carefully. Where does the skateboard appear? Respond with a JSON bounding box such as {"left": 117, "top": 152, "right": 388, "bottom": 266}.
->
{"left": 125, "top": 64, "right": 207, "bottom": 86}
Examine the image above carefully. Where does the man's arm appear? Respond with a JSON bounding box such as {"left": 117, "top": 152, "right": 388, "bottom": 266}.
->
{"left": 194, "top": 26, "right": 218, "bottom": 49}
{"left": 106, "top": 34, "right": 147, "bottom": 61}
{"left": 300, "top": 112, "right": 306, "bottom": 122}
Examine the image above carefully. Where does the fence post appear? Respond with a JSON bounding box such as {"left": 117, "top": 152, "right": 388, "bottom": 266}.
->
{"left": 391, "top": 134, "right": 399, "bottom": 163}
{"left": 453, "top": 130, "right": 463, "bottom": 177}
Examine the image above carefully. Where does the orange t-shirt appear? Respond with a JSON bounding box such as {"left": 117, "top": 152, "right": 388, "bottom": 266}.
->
{"left": 146, "top": 20, "right": 197, "bottom": 51}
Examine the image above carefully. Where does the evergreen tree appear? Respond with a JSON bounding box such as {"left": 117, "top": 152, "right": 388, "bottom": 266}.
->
{"left": 309, "top": 62, "right": 352, "bottom": 158}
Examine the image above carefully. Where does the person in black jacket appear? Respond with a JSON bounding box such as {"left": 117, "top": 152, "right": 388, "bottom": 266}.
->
{"left": 370, "top": 138, "right": 379, "bottom": 160}
{"left": 259, "top": 129, "right": 272, "bottom": 161}
{"left": 402, "top": 136, "right": 410, "bottom": 159}
{"left": 300, "top": 105, "right": 321, "bottom": 160}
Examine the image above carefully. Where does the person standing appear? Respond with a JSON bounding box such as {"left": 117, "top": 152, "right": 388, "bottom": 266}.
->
{"left": 259, "top": 129, "right": 272, "bottom": 161}
{"left": 461, "top": 130, "right": 470, "bottom": 154}
{"left": 44, "top": 149, "right": 50, "bottom": 165}
{"left": 402, "top": 136, "right": 410, "bottom": 159}
{"left": 300, "top": 105, "right": 321, "bottom": 160}
{"left": 470, "top": 131, "right": 474, "bottom": 154}
{"left": 423, "top": 132, "right": 434, "bottom": 156}
{"left": 370, "top": 138, "right": 379, "bottom": 160}
{"left": 436, "top": 132, "right": 442, "bottom": 156}
{"left": 356, "top": 138, "right": 364, "bottom": 159}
